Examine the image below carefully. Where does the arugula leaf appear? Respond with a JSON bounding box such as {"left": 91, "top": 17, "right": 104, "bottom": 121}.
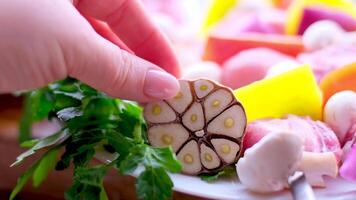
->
{"left": 33, "top": 148, "right": 59, "bottom": 187}
{"left": 200, "top": 166, "right": 236, "bottom": 182}
{"left": 136, "top": 167, "right": 173, "bottom": 200}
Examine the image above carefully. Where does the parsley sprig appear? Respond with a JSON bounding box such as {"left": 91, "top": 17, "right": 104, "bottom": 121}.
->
{"left": 11, "top": 78, "right": 182, "bottom": 200}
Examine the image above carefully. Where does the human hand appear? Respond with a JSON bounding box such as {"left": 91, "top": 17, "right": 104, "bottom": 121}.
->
{"left": 0, "top": 0, "right": 180, "bottom": 102}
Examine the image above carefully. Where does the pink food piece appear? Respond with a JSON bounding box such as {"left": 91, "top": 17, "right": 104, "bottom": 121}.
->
{"left": 323, "top": 91, "right": 356, "bottom": 146}
{"left": 221, "top": 48, "right": 295, "bottom": 89}
{"left": 213, "top": 8, "right": 285, "bottom": 36}
{"left": 298, "top": 6, "right": 356, "bottom": 35}
{"left": 243, "top": 115, "right": 342, "bottom": 160}
{"left": 340, "top": 143, "right": 356, "bottom": 181}
{"left": 298, "top": 43, "right": 356, "bottom": 82}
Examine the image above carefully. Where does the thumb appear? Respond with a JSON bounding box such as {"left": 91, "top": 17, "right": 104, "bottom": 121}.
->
{"left": 67, "top": 34, "right": 179, "bottom": 102}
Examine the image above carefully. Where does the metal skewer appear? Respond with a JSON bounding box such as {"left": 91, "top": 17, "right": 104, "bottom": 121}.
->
{"left": 288, "top": 171, "right": 316, "bottom": 200}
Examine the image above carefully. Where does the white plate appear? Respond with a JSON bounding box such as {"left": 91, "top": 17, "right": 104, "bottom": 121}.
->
{"left": 96, "top": 150, "right": 356, "bottom": 200}
{"left": 166, "top": 173, "right": 356, "bottom": 200}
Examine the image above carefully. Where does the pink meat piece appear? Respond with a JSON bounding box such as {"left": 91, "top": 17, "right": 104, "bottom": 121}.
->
{"left": 297, "top": 43, "right": 356, "bottom": 82}
{"left": 221, "top": 48, "right": 295, "bottom": 89}
{"left": 243, "top": 115, "right": 342, "bottom": 160}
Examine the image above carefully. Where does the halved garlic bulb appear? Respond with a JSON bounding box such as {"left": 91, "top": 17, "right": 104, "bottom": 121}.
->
{"left": 144, "top": 79, "right": 247, "bottom": 174}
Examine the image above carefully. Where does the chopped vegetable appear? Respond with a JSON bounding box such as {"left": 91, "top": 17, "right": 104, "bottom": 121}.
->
{"left": 320, "top": 63, "right": 356, "bottom": 104}
{"left": 201, "top": 0, "right": 238, "bottom": 34}
{"left": 203, "top": 34, "right": 304, "bottom": 64}
{"left": 323, "top": 90, "right": 356, "bottom": 144}
{"left": 302, "top": 20, "right": 345, "bottom": 51}
{"left": 144, "top": 79, "right": 247, "bottom": 175}
{"left": 11, "top": 78, "right": 182, "bottom": 200}
{"left": 234, "top": 65, "right": 322, "bottom": 122}
{"left": 285, "top": 0, "right": 356, "bottom": 35}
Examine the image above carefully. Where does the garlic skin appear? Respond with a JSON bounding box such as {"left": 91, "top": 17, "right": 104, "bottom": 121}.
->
{"left": 236, "top": 132, "right": 303, "bottom": 193}
{"left": 302, "top": 20, "right": 345, "bottom": 52}
{"left": 323, "top": 91, "right": 356, "bottom": 145}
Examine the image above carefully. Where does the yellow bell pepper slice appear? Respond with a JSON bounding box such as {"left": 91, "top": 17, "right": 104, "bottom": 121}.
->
{"left": 201, "top": 0, "right": 238, "bottom": 34}
{"left": 234, "top": 65, "right": 322, "bottom": 122}
{"left": 286, "top": 0, "right": 356, "bottom": 35}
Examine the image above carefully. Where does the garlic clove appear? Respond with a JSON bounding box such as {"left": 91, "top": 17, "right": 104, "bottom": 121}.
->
{"left": 193, "top": 79, "right": 214, "bottom": 98}
{"left": 148, "top": 123, "right": 190, "bottom": 152}
{"left": 207, "top": 105, "right": 246, "bottom": 138}
{"left": 177, "top": 140, "right": 202, "bottom": 175}
{"left": 200, "top": 143, "right": 221, "bottom": 170}
{"left": 204, "top": 89, "right": 233, "bottom": 122}
{"left": 144, "top": 101, "right": 176, "bottom": 123}
{"left": 211, "top": 138, "right": 240, "bottom": 163}
{"left": 166, "top": 80, "right": 193, "bottom": 113}
{"left": 182, "top": 102, "right": 205, "bottom": 132}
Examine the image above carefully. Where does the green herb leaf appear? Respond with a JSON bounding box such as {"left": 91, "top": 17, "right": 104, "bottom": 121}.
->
{"left": 20, "top": 139, "right": 39, "bottom": 148}
{"left": 99, "top": 183, "right": 109, "bottom": 200}
{"left": 65, "top": 166, "right": 108, "bottom": 200}
{"left": 19, "top": 93, "right": 34, "bottom": 143}
{"left": 33, "top": 148, "right": 59, "bottom": 187}
{"left": 116, "top": 100, "right": 145, "bottom": 141}
{"left": 14, "top": 78, "right": 181, "bottom": 200}
{"left": 200, "top": 165, "right": 236, "bottom": 182}
{"left": 57, "top": 107, "right": 83, "bottom": 121}
{"left": 12, "top": 130, "right": 69, "bottom": 166}
{"left": 19, "top": 89, "right": 54, "bottom": 142}
{"left": 9, "top": 162, "right": 38, "bottom": 200}
{"left": 136, "top": 167, "right": 173, "bottom": 200}
{"left": 120, "top": 145, "right": 182, "bottom": 175}
{"left": 10, "top": 148, "right": 59, "bottom": 200}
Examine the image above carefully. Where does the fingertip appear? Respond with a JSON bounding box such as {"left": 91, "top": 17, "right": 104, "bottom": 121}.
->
{"left": 143, "top": 70, "right": 180, "bottom": 101}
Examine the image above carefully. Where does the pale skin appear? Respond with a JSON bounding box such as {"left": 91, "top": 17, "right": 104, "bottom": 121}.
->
{"left": 0, "top": 0, "right": 180, "bottom": 102}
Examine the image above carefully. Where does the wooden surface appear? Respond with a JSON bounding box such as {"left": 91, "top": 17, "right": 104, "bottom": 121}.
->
{"left": 0, "top": 94, "right": 207, "bottom": 200}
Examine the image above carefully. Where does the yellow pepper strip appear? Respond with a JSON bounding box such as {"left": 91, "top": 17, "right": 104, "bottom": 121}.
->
{"left": 201, "top": 0, "right": 238, "bottom": 34}
{"left": 234, "top": 65, "right": 322, "bottom": 122}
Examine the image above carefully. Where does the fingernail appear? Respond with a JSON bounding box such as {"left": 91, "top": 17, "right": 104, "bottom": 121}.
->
{"left": 144, "top": 70, "right": 180, "bottom": 99}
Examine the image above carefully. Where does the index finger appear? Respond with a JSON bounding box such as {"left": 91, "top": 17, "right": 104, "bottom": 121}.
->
{"left": 76, "top": 0, "right": 181, "bottom": 76}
